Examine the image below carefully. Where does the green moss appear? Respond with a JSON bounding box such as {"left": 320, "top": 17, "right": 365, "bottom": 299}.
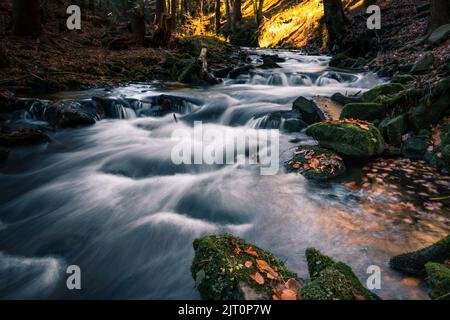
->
{"left": 384, "top": 115, "right": 407, "bottom": 146}
{"left": 300, "top": 249, "right": 379, "bottom": 300}
{"left": 305, "top": 121, "right": 385, "bottom": 158}
{"left": 362, "top": 83, "right": 405, "bottom": 103}
{"left": 425, "top": 262, "right": 450, "bottom": 300}
{"left": 340, "top": 103, "right": 386, "bottom": 121}
{"left": 389, "top": 235, "right": 450, "bottom": 276}
{"left": 191, "top": 234, "right": 299, "bottom": 300}
{"left": 305, "top": 248, "right": 335, "bottom": 280}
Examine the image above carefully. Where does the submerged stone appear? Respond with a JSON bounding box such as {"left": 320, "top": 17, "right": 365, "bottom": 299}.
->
{"left": 305, "top": 120, "right": 385, "bottom": 158}
{"left": 389, "top": 235, "right": 450, "bottom": 276}
{"left": 0, "top": 128, "right": 49, "bottom": 147}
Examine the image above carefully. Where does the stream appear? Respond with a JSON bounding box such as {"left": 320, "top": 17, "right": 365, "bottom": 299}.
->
{"left": 0, "top": 49, "right": 449, "bottom": 299}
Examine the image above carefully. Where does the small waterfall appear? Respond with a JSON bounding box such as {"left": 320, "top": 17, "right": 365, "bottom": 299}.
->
{"left": 267, "top": 73, "right": 289, "bottom": 86}
{"left": 246, "top": 114, "right": 282, "bottom": 129}
{"left": 289, "top": 74, "right": 313, "bottom": 86}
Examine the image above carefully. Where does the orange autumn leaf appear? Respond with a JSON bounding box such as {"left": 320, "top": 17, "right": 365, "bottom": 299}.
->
{"left": 256, "top": 259, "right": 279, "bottom": 280}
{"left": 249, "top": 271, "right": 264, "bottom": 285}
{"left": 281, "top": 289, "right": 297, "bottom": 300}
{"left": 285, "top": 278, "right": 302, "bottom": 291}
{"left": 234, "top": 247, "right": 242, "bottom": 255}
{"left": 244, "top": 246, "right": 258, "bottom": 257}
{"left": 344, "top": 181, "right": 358, "bottom": 191}
{"left": 272, "top": 294, "right": 281, "bottom": 300}
{"left": 402, "top": 277, "right": 421, "bottom": 287}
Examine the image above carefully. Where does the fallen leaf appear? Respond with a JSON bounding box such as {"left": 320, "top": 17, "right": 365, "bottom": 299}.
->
{"left": 344, "top": 181, "right": 358, "bottom": 191}
{"left": 402, "top": 277, "right": 421, "bottom": 287}
{"left": 249, "top": 271, "right": 264, "bottom": 285}
{"left": 244, "top": 246, "right": 258, "bottom": 257}
{"left": 285, "top": 278, "right": 302, "bottom": 291}
{"left": 256, "top": 259, "right": 279, "bottom": 280}
{"left": 281, "top": 289, "right": 297, "bottom": 300}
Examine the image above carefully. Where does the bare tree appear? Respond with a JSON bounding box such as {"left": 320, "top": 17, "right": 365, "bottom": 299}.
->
{"left": 232, "top": 0, "right": 242, "bottom": 33}
{"left": 215, "top": 0, "right": 221, "bottom": 33}
{"left": 323, "top": 0, "right": 349, "bottom": 52}
{"left": 12, "top": 0, "right": 41, "bottom": 37}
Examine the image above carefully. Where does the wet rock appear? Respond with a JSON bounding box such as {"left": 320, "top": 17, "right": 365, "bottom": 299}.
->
{"left": 229, "top": 65, "right": 254, "bottom": 79}
{"left": 285, "top": 145, "right": 346, "bottom": 180}
{"left": 408, "top": 77, "right": 450, "bottom": 131}
{"left": 258, "top": 55, "right": 282, "bottom": 69}
{"left": 425, "top": 262, "right": 450, "bottom": 300}
{"left": 292, "top": 97, "right": 326, "bottom": 125}
{"left": 212, "top": 66, "right": 233, "bottom": 78}
{"left": 283, "top": 118, "right": 308, "bottom": 132}
{"left": 402, "top": 135, "right": 428, "bottom": 159}
{"left": 362, "top": 83, "right": 405, "bottom": 102}
{"left": 379, "top": 115, "right": 408, "bottom": 146}
{"left": 0, "top": 128, "right": 49, "bottom": 147}
{"left": 191, "top": 234, "right": 299, "bottom": 300}
{"left": 410, "top": 52, "right": 435, "bottom": 74}
{"left": 0, "top": 87, "right": 16, "bottom": 112}
{"left": 389, "top": 235, "right": 450, "bottom": 276}
{"left": 91, "top": 96, "right": 133, "bottom": 119}
{"left": 329, "top": 53, "right": 356, "bottom": 69}
{"left": 391, "top": 73, "right": 415, "bottom": 84}
{"left": 56, "top": 101, "right": 97, "bottom": 128}
{"left": 299, "top": 248, "right": 379, "bottom": 300}
{"left": 340, "top": 103, "right": 386, "bottom": 122}
{"left": 427, "top": 24, "right": 450, "bottom": 46}
{"left": 141, "top": 94, "right": 201, "bottom": 117}
{"left": 331, "top": 92, "right": 362, "bottom": 106}
{"left": 305, "top": 120, "right": 385, "bottom": 158}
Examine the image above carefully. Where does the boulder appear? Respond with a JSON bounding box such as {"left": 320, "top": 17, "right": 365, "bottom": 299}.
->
{"left": 329, "top": 53, "right": 356, "bottom": 69}
{"left": 408, "top": 77, "right": 450, "bottom": 132}
{"left": 379, "top": 115, "right": 408, "bottom": 146}
{"left": 292, "top": 97, "right": 326, "bottom": 125}
{"left": 402, "top": 135, "right": 428, "bottom": 159}
{"left": 389, "top": 235, "right": 450, "bottom": 276}
{"left": 340, "top": 102, "right": 386, "bottom": 122}
{"left": 331, "top": 92, "right": 362, "bottom": 106}
{"left": 427, "top": 24, "right": 450, "bottom": 45}
{"left": 258, "top": 55, "right": 282, "bottom": 69}
{"left": 300, "top": 248, "right": 379, "bottom": 300}
{"left": 285, "top": 145, "right": 346, "bottom": 180}
{"left": 305, "top": 120, "right": 385, "bottom": 158}
{"left": 229, "top": 65, "right": 254, "bottom": 79}
{"left": 56, "top": 101, "right": 97, "bottom": 128}
{"left": 191, "top": 234, "right": 299, "bottom": 300}
{"left": 391, "top": 73, "right": 415, "bottom": 84}
{"left": 410, "top": 52, "right": 435, "bottom": 74}
{"left": 425, "top": 262, "right": 450, "bottom": 300}
{"left": 362, "top": 83, "right": 405, "bottom": 103}
{"left": 0, "top": 128, "right": 49, "bottom": 147}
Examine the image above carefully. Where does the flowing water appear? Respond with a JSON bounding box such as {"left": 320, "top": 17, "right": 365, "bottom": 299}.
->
{"left": 0, "top": 49, "right": 449, "bottom": 299}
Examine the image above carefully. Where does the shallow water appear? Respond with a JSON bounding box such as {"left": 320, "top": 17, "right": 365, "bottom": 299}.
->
{"left": 0, "top": 49, "right": 449, "bottom": 299}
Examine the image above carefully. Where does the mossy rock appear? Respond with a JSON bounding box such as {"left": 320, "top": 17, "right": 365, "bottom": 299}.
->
{"left": 191, "top": 234, "right": 299, "bottom": 300}
{"left": 389, "top": 235, "right": 450, "bottom": 276}
{"left": 305, "top": 120, "right": 385, "bottom": 158}
{"left": 425, "top": 262, "right": 450, "bottom": 300}
{"left": 391, "top": 74, "right": 415, "bottom": 84}
{"left": 329, "top": 53, "right": 356, "bottom": 69}
{"left": 408, "top": 77, "right": 450, "bottom": 131}
{"left": 379, "top": 115, "right": 407, "bottom": 146}
{"left": 340, "top": 102, "right": 386, "bottom": 121}
{"left": 362, "top": 83, "right": 405, "bottom": 103}
{"left": 300, "top": 248, "right": 378, "bottom": 300}
{"left": 411, "top": 52, "right": 435, "bottom": 74}
{"left": 428, "top": 24, "right": 450, "bottom": 45}
{"left": 285, "top": 145, "right": 346, "bottom": 180}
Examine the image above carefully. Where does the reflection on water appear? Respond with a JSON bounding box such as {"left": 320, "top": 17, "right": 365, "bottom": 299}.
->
{"left": 0, "top": 49, "right": 448, "bottom": 300}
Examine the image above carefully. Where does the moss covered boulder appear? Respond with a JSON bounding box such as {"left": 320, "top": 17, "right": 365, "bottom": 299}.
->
{"left": 425, "top": 262, "right": 450, "bottom": 300}
{"left": 362, "top": 83, "right": 405, "bottom": 103}
{"left": 191, "top": 234, "right": 300, "bottom": 300}
{"left": 300, "top": 248, "right": 378, "bottom": 300}
{"left": 292, "top": 96, "right": 326, "bottom": 125}
{"left": 379, "top": 115, "right": 408, "bottom": 146}
{"left": 389, "top": 235, "right": 450, "bottom": 276}
{"left": 340, "top": 103, "right": 386, "bottom": 122}
{"left": 285, "top": 145, "right": 346, "bottom": 180}
{"left": 305, "top": 120, "right": 385, "bottom": 158}
{"left": 411, "top": 52, "right": 435, "bottom": 74}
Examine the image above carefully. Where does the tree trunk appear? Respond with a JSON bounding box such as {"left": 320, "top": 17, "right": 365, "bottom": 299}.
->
{"left": 133, "top": 3, "right": 146, "bottom": 46}
{"left": 171, "top": 0, "right": 178, "bottom": 30}
{"left": 215, "top": 0, "right": 221, "bottom": 33}
{"left": 232, "top": 0, "right": 242, "bottom": 33}
{"left": 13, "top": 0, "right": 41, "bottom": 37}
{"left": 255, "top": 0, "right": 264, "bottom": 26}
{"left": 429, "top": 0, "right": 450, "bottom": 31}
{"left": 155, "top": 0, "right": 166, "bottom": 25}
{"left": 323, "top": 0, "right": 349, "bottom": 52}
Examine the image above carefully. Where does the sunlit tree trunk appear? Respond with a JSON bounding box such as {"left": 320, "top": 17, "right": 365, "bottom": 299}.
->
{"left": 254, "top": 0, "right": 264, "bottom": 26}
{"left": 323, "top": 0, "right": 349, "bottom": 52}
{"left": 215, "top": 0, "right": 221, "bottom": 33}
{"left": 13, "top": 0, "right": 41, "bottom": 37}
{"left": 429, "top": 0, "right": 450, "bottom": 31}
